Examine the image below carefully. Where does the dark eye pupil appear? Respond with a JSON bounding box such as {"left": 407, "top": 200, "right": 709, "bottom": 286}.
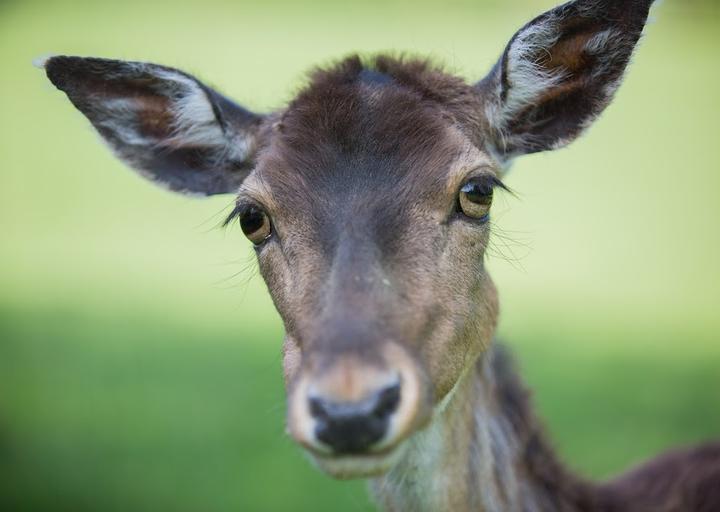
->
{"left": 461, "top": 180, "right": 493, "bottom": 205}
{"left": 239, "top": 206, "right": 266, "bottom": 235}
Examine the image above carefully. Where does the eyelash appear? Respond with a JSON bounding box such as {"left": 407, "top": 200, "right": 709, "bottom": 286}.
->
{"left": 222, "top": 204, "right": 244, "bottom": 227}
{"left": 473, "top": 175, "right": 510, "bottom": 194}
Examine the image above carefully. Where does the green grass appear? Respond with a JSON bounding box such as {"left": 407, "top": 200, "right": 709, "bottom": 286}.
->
{"left": 1, "top": 0, "right": 719, "bottom": 510}
{"left": 0, "top": 308, "right": 373, "bottom": 512}
{"left": 1, "top": 307, "right": 718, "bottom": 511}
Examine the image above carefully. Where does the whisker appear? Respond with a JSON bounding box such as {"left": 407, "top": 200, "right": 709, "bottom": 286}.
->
{"left": 194, "top": 198, "right": 238, "bottom": 233}
{"left": 487, "top": 222, "right": 533, "bottom": 271}
{"left": 212, "top": 252, "right": 259, "bottom": 291}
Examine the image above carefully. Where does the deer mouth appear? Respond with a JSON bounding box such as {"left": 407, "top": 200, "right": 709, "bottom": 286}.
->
{"left": 307, "top": 442, "right": 410, "bottom": 479}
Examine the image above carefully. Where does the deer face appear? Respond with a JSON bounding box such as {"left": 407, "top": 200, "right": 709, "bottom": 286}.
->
{"left": 233, "top": 63, "right": 502, "bottom": 476}
{"left": 43, "top": 0, "right": 653, "bottom": 480}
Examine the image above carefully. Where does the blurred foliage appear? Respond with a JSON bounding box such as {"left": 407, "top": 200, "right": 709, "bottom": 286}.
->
{"left": 1, "top": 0, "right": 719, "bottom": 511}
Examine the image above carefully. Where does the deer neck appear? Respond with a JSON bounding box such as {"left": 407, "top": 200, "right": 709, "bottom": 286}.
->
{"left": 371, "top": 345, "right": 598, "bottom": 512}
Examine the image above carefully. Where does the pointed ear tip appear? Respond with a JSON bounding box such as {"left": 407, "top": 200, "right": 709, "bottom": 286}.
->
{"left": 33, "top": 54, "right": 57, "bottom": 69}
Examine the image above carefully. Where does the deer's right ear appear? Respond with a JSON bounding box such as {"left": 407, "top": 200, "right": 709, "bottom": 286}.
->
{"left": 42, "top": 56, "right": 266, "bottom": 195}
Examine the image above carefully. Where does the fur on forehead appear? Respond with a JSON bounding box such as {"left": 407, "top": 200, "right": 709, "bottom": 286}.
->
{"left": 256, "top": 55, "right": 490, "bottom": 195}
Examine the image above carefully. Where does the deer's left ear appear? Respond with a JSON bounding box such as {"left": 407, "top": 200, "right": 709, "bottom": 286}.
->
{"left": 43, "top": 56, "right": 266, "bottom": 195}
{"left": 477, "top": 0, "right": 654, "bottom": 164}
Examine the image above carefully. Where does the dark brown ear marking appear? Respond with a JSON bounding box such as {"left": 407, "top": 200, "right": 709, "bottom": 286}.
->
{"left": 477, "top": 0, "right": 655, "bottom": 162}
{"left": 44, "top": 56, "right": 266, "bottom": 195}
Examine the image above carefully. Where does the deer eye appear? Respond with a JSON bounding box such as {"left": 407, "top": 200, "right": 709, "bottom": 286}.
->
{"left": 458, "top": 177, "right": 494, "bottom": 221}
{"left": 238, "top": 205, "right": 272, "bottom": 245}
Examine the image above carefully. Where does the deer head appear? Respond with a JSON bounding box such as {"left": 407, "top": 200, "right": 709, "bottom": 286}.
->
{"left": 43, "top": 0, "right": 653, "bottom": 480}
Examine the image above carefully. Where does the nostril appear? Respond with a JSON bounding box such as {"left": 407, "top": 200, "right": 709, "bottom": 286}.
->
{"left": 309, "top": 396, "right": 329, "bottom": 421}
{"left": 308, "top": 381, "right": 402, "bottom": 454}
{"left": 372, "top": 382, "right": 401, "bottom": 420}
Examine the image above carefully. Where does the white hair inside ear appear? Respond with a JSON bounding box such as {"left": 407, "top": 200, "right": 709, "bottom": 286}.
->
{"left": 478, "top": 0, "right": 655, "bottom": 162}
{"left": 43, "top": 56, "right": 265, "bottom": 195}
{"left": 485, "top": 13, "right": 567, "bottom": 132}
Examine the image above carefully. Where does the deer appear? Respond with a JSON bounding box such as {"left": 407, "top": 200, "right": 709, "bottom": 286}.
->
{"left": 39, "top": 0, "right": 719, "bottom": 510}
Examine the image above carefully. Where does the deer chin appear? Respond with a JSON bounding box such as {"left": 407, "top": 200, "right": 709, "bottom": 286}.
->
{"left": 306, "top": 442, "right": 409, "bottom": 479}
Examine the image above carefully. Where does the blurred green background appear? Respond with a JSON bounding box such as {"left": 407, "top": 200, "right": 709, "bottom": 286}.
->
{"left": 1, "top": 0, "right": 719, "bottom": 510}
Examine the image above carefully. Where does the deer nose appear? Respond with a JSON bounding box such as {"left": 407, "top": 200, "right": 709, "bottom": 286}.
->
{"left": 309, "top": 382, "right": 401, "bottom": 454}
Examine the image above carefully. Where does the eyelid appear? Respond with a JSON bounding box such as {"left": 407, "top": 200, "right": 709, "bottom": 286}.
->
{"left": 223, "top": 198, "right": 269, "bottom": 228}
{"left": 462, "top": 171, "right": 510, "bottom": 193}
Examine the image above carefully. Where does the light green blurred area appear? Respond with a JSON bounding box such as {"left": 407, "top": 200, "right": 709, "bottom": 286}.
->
{"left": 1, "top": 0, "right": 719, "bottom": 511}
